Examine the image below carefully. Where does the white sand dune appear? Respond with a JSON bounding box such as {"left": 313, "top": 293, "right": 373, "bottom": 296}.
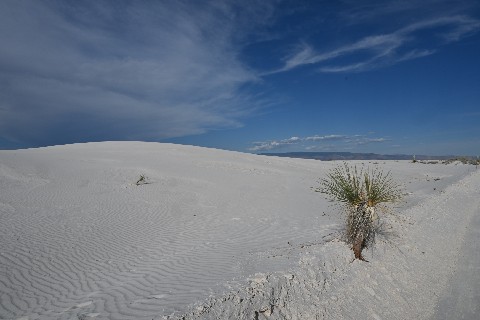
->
{"left": 0, "top": 142, "right": 478, "bottom": 320}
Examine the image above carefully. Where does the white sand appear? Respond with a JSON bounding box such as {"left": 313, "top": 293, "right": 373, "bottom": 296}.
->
{"left": 0, "top": 142, "right": 478, "bottom": 319}
{"left": 433, "top": 206, "right": 480, "bottom": 320}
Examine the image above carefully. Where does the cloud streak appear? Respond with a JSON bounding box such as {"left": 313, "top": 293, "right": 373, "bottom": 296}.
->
{"left": 0, "top": 1, "right": 274, "bottom": 146}
{"left": 249, "top": 134, "right": 389, "bottom": 152}
{"left": 268, "top": 15, "right": 480, "bottom": 74}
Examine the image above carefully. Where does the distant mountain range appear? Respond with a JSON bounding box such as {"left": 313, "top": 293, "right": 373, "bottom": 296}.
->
{"left": 259, "top": 152, "right": 465, "bottom": 161}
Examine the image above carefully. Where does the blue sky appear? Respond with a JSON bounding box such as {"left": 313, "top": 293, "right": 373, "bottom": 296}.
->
{"left": 1, "top": 0, "right": 479, "bottom": 155}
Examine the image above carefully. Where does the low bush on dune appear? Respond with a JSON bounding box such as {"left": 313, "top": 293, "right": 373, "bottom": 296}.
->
{"left": 136, "top": 174, "right": 148, "bottom": 185}
{"left": 317, "top": 163, "right": 403, "bottom": 261}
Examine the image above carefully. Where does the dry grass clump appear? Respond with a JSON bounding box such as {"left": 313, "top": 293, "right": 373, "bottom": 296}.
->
{"left": 318, "top": 163, "right": 403, "bottom": 261}
{"left": 136, "top": 174, "right": 148, "bottom": 185}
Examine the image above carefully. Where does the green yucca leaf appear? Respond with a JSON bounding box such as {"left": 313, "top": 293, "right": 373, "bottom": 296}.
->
{"left": 319, "top": 163, "right": 402, "bottom": 207}
{"left": 318, "top": 163, "right": 403, "bottom": 257}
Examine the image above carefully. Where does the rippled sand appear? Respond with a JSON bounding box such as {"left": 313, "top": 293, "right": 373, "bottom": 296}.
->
{"left": 0, "top": 142, "right": 477, "bottom": 319}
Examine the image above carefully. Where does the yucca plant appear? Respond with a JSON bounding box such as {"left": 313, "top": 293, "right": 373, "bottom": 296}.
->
{"left": 318, "top": 163, "right": 403, "bottom": 261}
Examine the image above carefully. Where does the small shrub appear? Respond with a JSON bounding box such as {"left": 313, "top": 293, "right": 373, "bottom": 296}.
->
{"left": 136, "top": 174, "right": 148, "bottom": 185}
{"left": 318, "top": 163, "right": 403, "bottom": 261}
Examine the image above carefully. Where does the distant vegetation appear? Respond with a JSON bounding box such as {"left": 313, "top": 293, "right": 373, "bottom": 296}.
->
{"left": 439, "top": 157, "right": 479, "bottom": 165}
{"left": 261, "top": 151, "right": 477, "bottom": 162}
{"left": 317, "top": 163, "right": 403, "bottom": 261}
{"left": 413, "top": 157, "right": 479, "bottom": 165}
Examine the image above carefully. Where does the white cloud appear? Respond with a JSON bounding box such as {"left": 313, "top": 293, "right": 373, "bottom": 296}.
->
{"left": 285, "top": 136, "right": 301, "bottom": 142}
{"left": 357, "top": 138, "right": 389, "bottom": 145}
{"left": 396, "top": 49, "right": 437, "bottom": 63}
{"left": 0, "top": 1, "right": 274, "bottom": 145}
{"left": 249, "top": 134, "right": 389, "bottom": 152}
{"left": 268, "top": 15, "right": 480, "bottom": 74}
{"left": 249, "top": 136, "right": 303, "bottom": 151}
{"left": 305, "top": 134, "right": 346, "bottom": 141}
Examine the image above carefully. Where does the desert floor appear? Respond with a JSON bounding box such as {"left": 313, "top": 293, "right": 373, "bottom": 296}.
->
{"left": 1, "top": 142, "right": 478, "bottom": 319}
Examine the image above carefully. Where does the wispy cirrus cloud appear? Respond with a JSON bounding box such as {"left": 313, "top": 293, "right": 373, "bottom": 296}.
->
{"left": 249, "top": 134, "right": 389, "bottom": 152}
{"left": 267, "top": 15, "right": 480, "bottom": 74}
{"left": 339, "top": 0, "right": 476, "bottom": 25}
{"left": 0, "top": 1, "right": 275, "bottom": 146}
